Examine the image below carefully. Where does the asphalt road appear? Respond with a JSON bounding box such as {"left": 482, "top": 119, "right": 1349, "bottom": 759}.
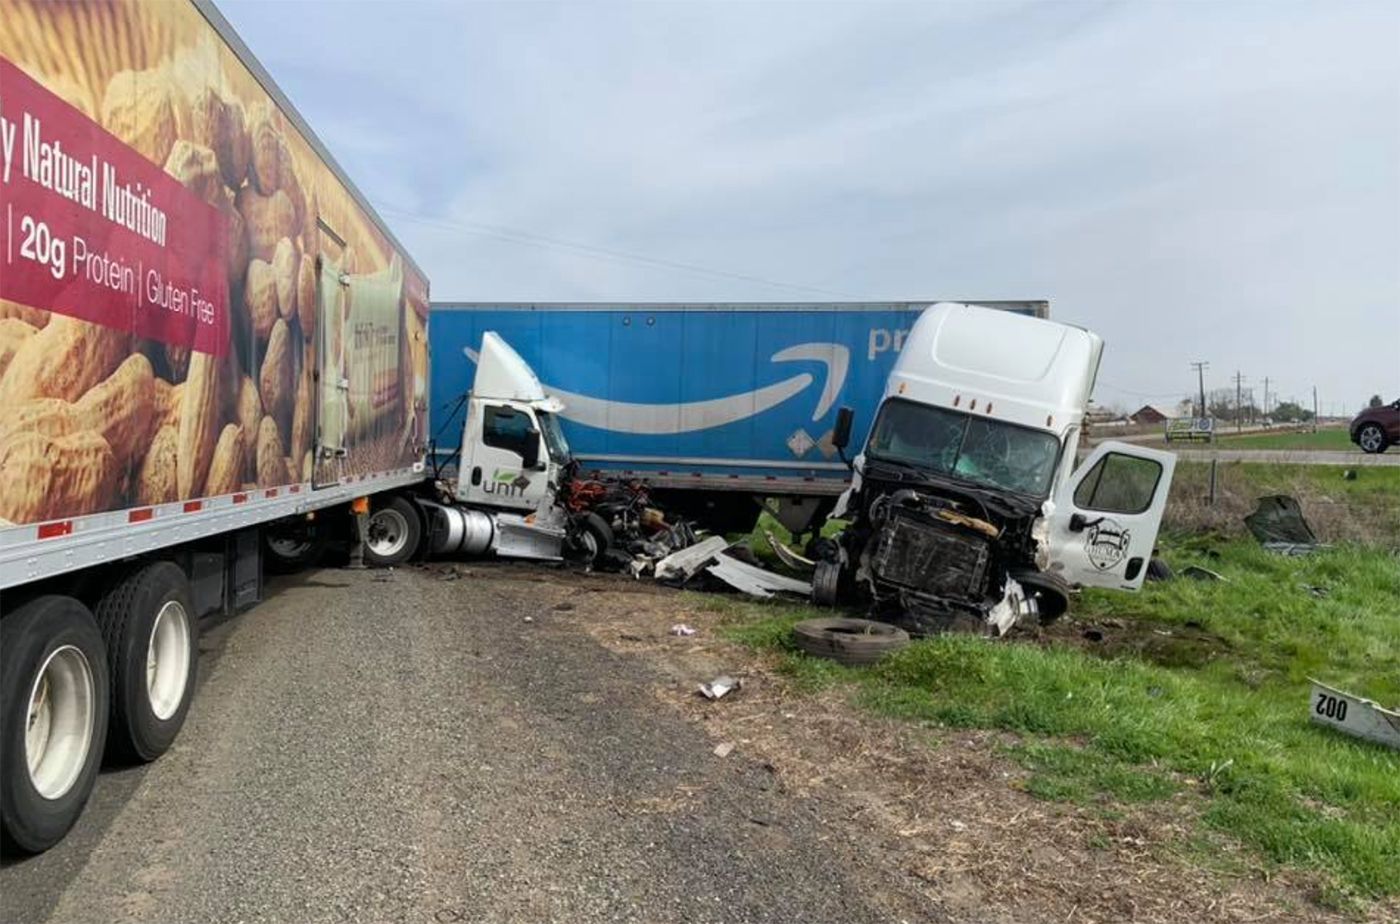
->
{"left": 0, "top": 565, "right": 927, "bottom": 924}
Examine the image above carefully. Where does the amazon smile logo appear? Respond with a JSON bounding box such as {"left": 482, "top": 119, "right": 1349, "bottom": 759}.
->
{"left": 463, "top": 342, "right": 849, "bottom": 435}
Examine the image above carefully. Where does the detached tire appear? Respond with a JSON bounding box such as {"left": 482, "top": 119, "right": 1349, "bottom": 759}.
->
{"left": 1, "top": 596, "right": 110, "bottom": 854}
{"left": 94, "top": 562, "right": 197, "bottom": 763}
{"left": 792, "top": 618, "right": 909, "bottom": 667}
{"left": 264, "top": 519, "right": 325, "bottom": 574}
{"left": 364, "top": 495, "right": 423, "bottom": 567}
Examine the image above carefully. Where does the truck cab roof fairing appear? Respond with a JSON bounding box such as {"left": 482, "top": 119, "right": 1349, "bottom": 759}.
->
{"left": 472, "top": 332, "right": 559, "bottom": 408}
{"left": 886, "top": 303, "right": 1103, "bottom": 435}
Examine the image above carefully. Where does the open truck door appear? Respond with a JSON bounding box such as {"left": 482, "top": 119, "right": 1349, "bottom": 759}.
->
{"left": 314, "top": 222, "right": 349, "bottom": 488}
{"left": 1045, "top": 441, "right": 1175, "bottom": 590}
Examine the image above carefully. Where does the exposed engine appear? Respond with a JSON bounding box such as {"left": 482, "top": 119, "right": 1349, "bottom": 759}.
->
{"left": 817, "top": 471, "right": 1068, "bottom": 636}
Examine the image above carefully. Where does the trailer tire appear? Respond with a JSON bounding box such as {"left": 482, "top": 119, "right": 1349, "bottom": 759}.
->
{"left": 94, "top": 562, "right": 197, "bottom": 763}
{"left": 1, "top": 596, "right": 110, "bottom": 854}
{"left": 791, "top": 617, "right": 909, "bottom": 667}
{"left": 364, "top": 495, "right": 423, "bottom": 567}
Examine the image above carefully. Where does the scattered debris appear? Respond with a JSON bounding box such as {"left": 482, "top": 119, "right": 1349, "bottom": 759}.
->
{"left": 699, "top": 675, "right": 741, "bottom": 700}
{"left": 1083, "top": 627, "right": 1105, "bottom": 642}
{"left": 791, "top": 617, "right": 910, "bottom": 667}
{"left": 1302, "top": 584, "right": 1330, "bottom": 599}
{"left": 1309, "top": 680, "right": 1400, "bottom": 751}
{"left": 1180, "top": 565, "right": 1225, "bottom": 582}
{"left": 706, "top": 553, "right": 813, "bottom": 598}
{"left": 523, "top": 615, "right": 534, "bottom": 623}
{"left": 552, "top": 601, "right": 576, "bottom": 611}
{"left": 713, "top": 741, "right": 735, "bottom": 758}
{"left": 670, "top": 623, "right": 697, "bottom": 637}
{"left": 764, "top": 529, "right": 815, "bottom": 572}
{"left": 655, "top": 535, "right": 731, "bottom": 582}
{"left": 1245, "top": 495, "right": 1320, "bottom": 554}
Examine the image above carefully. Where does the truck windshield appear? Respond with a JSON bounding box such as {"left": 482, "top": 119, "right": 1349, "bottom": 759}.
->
{"left": 865, "top": 399, "right": 1061, "bottom": 497}
{"left": 536, "top": 411, "right": 571, "bottom": 463}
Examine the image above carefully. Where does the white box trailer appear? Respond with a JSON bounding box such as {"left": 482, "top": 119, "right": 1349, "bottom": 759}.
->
{"left": 0, "top": 0, "right": 431, "bottom": 851}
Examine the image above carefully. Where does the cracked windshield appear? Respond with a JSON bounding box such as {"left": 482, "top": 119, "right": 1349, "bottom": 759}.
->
{"left": 866, "top": 400, "right": 1061, "bottom": 496}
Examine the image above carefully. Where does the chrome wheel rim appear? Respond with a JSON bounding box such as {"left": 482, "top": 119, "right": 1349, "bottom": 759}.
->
{"left": 25, "top": 645, "right": 96, "bottom": 800}
{"left": 367, "top": 508, "right": 410, "bottom": 558}
{"left": 147, "top": 601, "right": 192, "bottom": 721}
{"left": 1359, "top": 427, "right": 1383, "bottom": 452}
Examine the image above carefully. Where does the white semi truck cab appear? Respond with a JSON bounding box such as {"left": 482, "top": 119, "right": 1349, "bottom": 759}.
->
{"left": 818, "top": 302, "right": 1176, "bottom": 634}
{"left": 420, "top": 333, "right": 602, "bottom": 561}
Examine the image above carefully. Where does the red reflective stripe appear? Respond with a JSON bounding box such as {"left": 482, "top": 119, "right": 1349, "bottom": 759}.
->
{"left": 37, "top": 521, "right": 72, "bottom": 539}
{"left": 128, "top": 508, "right": 153, "bottom": 523}
{"left": 265, "top": 489, "right": 278, "bottom": 498}
{"left": 233, "top": 493, "right": 248, "bottom": 504}
{"left": 290, "top": 485, "right": 301, "bottom": 494}
{"left": 183, "top": 501, "right": 202, "bottom": 513}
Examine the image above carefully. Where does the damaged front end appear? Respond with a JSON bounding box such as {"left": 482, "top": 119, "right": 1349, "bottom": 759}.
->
{"left": 820, "top": 477, "right": 1069, "bottom": 637}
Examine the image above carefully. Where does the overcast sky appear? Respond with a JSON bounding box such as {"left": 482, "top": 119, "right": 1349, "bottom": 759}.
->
{"left": 221, "top": 0, "right": 1399, "bottom": 415}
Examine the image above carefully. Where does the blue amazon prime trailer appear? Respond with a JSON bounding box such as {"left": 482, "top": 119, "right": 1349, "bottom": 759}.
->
{"left": 429, "top": 301, "right": 1049, "bottom": 533}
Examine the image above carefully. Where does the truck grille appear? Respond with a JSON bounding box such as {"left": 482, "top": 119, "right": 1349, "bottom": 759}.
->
{"left": 872, "top": 512, "right": 990, "bottom": 600}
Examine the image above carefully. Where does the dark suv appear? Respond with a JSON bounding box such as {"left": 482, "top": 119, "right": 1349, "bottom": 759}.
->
{"left": 1350, "top": 399, "right": 1400, "bottom": 453}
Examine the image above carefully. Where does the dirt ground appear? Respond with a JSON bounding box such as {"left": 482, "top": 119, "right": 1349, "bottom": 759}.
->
{"left": 506, "top": 563, "right": 1395, "bottom": 924}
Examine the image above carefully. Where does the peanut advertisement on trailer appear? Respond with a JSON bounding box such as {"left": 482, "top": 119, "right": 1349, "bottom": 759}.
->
{"left": 0, "top": 0, "right": 429, "bottom": 528}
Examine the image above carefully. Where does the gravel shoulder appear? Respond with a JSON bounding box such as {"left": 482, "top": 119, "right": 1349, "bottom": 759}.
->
{"left": 0, "top": 564, "right": 934, "bottom": 924}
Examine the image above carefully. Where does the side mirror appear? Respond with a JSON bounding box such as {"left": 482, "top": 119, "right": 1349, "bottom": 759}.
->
{"left": 832, "top": 406, "right": 855, "bottom": 451}
{"left": 520, "top": 429, "right": 542, "bottom": 470}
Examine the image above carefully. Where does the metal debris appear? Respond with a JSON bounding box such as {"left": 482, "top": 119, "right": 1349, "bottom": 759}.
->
{"left": 705, "top": 553, "right": 813, "bottom": 599}
{"left": 655, "top": 535, "right": 731, "bottom": 582}
{"left": 671, "top": 624, "right": 697, "bottom": 637}
{"left": 764, "top": 529, "right": 815, "bottom": 572}
{"left": 1181, "top": 565, "right": 1225, "bottom": 582}
{"left": 713, "top": 741, "right": 735, "bottom": 758}
{"left": 1309, "top": 680, "right": 1400, "bottom": 751}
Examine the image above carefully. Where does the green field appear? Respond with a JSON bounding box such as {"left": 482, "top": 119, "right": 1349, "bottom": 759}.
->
{"left": 713, "top": 527, "right": 1400, "bottom": 906}
{"left": 1216, "top": 428, "right": 1357, "bottom": 451}
{"left": 1147, "top": 427, "right": 1358, "bottom": 452}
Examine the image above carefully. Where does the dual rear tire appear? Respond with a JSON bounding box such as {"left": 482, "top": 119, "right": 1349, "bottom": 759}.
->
{"left": 1, "top": 564, "right": 196, "bottom": 854}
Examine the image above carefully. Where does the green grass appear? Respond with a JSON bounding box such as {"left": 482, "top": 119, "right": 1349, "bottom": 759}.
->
{"left": 706, "top": 538, "right": 1400, "bottom": 902}
{"left": 1216, "top": 428, "right": 1356, "bottom": 452}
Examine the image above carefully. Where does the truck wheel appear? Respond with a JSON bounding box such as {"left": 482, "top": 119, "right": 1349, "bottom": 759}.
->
{"left": 94, "top": 562, "right": 197, "bottom": 763}
{"left": 571, "top": 513, "right": 614, "bottom": 565}
{"left": 812, "top": 560, "right": 842, "bottom": 606}
{"left": 1356, "top": 423, "right": 1388, "bottom": 454}
{"left": 1, "top": 596, "right": 110, "bottom": 854}
{"left": 792, "top": 617, "right": 909, "bottom": 667}
{"left": 264, "top": 520, "right": 325, "bottom": 573}
{"left": 364, "top": 496, "right": 422, "bottom": 567}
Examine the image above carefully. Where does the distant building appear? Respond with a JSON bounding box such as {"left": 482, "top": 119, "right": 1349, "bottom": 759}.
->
{"left": 1130, "top": 404, "right": 1172, "bottom": 425}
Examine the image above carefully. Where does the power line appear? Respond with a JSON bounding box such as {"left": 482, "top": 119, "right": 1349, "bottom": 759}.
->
{"left": 372, "top": 201, "right": 862, "bottom": 299}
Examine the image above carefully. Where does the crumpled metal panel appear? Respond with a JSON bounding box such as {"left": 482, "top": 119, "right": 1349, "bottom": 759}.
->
{"left": 872, "top": 512, "right": 990, "bottom": 599}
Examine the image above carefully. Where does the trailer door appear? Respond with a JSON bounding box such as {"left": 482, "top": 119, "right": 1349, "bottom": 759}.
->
{"left": 314, "top": 222, "right": 349, "bottom": 488}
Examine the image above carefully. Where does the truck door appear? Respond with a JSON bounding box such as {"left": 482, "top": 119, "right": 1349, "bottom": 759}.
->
{"left": 459, "top": 401, "right": 549, "bottom": 512}
{"left": 1044, "top": 442, "right": 1176, "bottom": 590}
{"left": 313, "top": 222, "right": 349, "bottom": 488}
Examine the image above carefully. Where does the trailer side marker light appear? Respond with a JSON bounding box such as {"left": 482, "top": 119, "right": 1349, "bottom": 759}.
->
{"left": 128, "top": 508, "right": 153, "bottom": 523}
{"left": 233, "top": 493, "right": 249, "bottom": 504}
{"left": 37, "top": 521, "right": 72, "bottom": 539}
{"left": 350, "top": 496, "right": 368, "bottom": 513}
{"left": 183, "top": 501, "right": 202, "bottom": 513}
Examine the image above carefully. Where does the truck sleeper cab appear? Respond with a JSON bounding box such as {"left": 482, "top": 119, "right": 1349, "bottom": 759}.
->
{"left": 818, "top": 303, "right": 1175, "bottom": 635}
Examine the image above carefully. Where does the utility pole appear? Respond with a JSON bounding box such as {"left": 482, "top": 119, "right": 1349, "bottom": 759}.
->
{"left": 1313, "top": 386, "right": 1319, "bottom": 433}
{"left": 1234, "top": 372, "right": 1249, "bottom": 429}
{"left": 1190, "top": 361, "right": 1209, "bottom": 418}
{"left": 1263, "top": 376, "right": 1269, "bottom": 420}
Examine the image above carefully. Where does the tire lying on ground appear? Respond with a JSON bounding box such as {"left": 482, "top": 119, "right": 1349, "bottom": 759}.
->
{"left": 791, "top": 617, "right": 910, "bottom": 667}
